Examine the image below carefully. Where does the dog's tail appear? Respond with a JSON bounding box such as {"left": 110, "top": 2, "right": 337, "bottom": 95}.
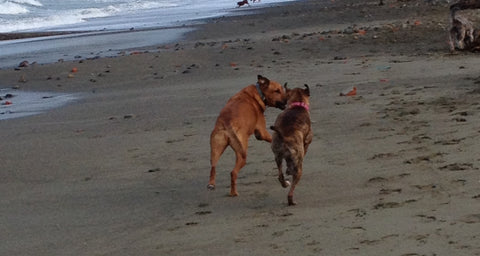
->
{"left": 270, "top": 125, "right": 282, "bottom": 137}
{"left": 449, "top": 0, "right": 480, "bottom": 20}
{"left": 450, "top": 4, "right": 459, "bottom": 21}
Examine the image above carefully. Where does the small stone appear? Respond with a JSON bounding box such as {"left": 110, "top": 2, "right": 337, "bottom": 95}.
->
{"left": 18, "top": 60, "right": 29, "bottom": 68}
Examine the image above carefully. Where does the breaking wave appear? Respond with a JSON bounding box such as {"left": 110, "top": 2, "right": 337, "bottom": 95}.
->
{"left": 0, "top": 0, "right": 180, "bottom": 32}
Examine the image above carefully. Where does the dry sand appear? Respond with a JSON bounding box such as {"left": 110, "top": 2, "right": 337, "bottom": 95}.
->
{"left": 1, "top": 0, "right": 480, "bottom": 255}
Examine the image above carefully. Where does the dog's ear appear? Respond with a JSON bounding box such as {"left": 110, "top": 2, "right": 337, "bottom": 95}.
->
{"left": 304, "top": 84, "right": 310, "bottom": 96}
{"left": 257, "top": 75, "right": 270, "bottom": 88}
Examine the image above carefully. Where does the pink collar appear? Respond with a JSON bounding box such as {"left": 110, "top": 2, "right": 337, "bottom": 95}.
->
{"left": 289, "top": 102, "right": 309, "bottom": 111}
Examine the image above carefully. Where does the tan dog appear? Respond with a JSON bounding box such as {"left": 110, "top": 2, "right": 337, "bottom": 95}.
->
{"left": 208, "top": 75, "right": 287, "bottom": 197}
{"left": 271, "top": 84, "right": 312, "bottom": 206}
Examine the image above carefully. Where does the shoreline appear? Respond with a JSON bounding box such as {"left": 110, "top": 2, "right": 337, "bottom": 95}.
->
{"left": 0, "top": 1, "right": 297, "bottom": 69}
{"left": 0, "top": 31, "right": 85, "bottom": 41}
{"left": 0, "top": 26, "right": 195, "bottom": 69}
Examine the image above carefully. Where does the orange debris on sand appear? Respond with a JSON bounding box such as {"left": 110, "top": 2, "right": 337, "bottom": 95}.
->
{"left": 340, "top": 86, "right": 357, "bottom": 96}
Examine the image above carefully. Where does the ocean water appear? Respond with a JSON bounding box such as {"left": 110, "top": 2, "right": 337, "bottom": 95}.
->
{"left": 0, "top": 0, "right": 295, "bottom": 33}
{"left": 0, "top": 88, "right": 77, "bottom": 120}
{"left": 0, "top": 0, "right": 296, "bottom": 68}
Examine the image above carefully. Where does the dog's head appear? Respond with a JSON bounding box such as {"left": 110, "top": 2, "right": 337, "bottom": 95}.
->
{"left": 284, "top": 84, "right": 310, "bottom": 106}
{"left": 257, "top": 75, "right": 287, "bottom": 109}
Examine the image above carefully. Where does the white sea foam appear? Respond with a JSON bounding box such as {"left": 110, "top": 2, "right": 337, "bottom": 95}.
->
{"left": 1, "top": 15, "right": 85, "bottom": 32}
{"left": 0, "top": 5, "right": 119, "bottom": 32}
{"left": 0, "top": 1, "right": 29, "bottom": 15}
{"left": 11, "top": 0, "right": 42, "bottom": 6}
{"left": 0, "top": 0, "right": 295, "bottom": 32}
{"left": 0, "top": 0, "right": 184, "bottom": 32}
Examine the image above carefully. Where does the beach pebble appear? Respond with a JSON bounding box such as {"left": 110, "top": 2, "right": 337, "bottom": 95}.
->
{"left": 194, "top": 42, "right": 205, "bottom": 48}
{"left": 18, "top": 60, "right": 29, "bottom": 68}
{"left": 343, "top": 28, "right": 355, "bottom": 34}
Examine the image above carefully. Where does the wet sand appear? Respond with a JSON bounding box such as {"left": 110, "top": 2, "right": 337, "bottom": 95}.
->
{"left": 0, "top": 27, "right": 194, "bottom": 69}
{"left": 1, "top": 0, "right": 480, "bottom": 255}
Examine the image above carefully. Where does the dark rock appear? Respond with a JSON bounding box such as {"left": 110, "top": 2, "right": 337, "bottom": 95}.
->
{"left": 18, "top": 60, "right": 29, "bottom": 67}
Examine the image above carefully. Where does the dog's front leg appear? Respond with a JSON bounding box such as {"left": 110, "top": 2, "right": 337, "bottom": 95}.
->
{"left": 254, "top": 118, "right": 272, "bottom": 142}
{"left": 254, "top": 129, "right": 272, "bottom": 142}
{"left": 448, "top": 29, "right": 457, "bottom": 52}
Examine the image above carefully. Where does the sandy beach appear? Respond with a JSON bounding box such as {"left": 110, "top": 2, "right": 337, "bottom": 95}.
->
{"left": 1, "top": 0, "right": 480, "bottom": 255}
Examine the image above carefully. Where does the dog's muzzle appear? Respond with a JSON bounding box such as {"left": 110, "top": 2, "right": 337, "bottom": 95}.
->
{"left": 276, "top": 101, "right": 287, "bottom": 110}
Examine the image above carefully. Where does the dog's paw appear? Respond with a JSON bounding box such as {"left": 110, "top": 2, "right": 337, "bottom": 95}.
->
{"left": 207, "top": 184, "right": 215, "bottom": 190}
{"left": 288, "top": 196, "right": 296, "bottom": 206}
{"left": 285, "top": 180, "right": 291, "bottom": 187}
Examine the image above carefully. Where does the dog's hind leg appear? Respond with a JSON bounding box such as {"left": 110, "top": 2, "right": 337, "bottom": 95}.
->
{"left": 227, "top": 132, "right": 248, "bottom": 197}
{"left": 272, "top": 132, "right": 289, "bottom": 188}
{"left": 208, "top": 130, "right": 228, "bottom": 190}
{"left": 230, "top": 145, "right": 247, "bottom": 197}
{"left": 275, "top": 155, "right": 290, "bottom": 188}
{"left": 288, "top": 159, "right": 303, "bottom": 206}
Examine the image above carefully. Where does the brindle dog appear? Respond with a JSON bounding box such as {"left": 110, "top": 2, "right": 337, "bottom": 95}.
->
{"left": 450, "top": 0, "right": 480, "bottom": 15}
{"left": 271, "top": 84, "right": 312, "bottom": 206}
{"left": 448, "top": 14, "right": 475, "bottom": 51}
